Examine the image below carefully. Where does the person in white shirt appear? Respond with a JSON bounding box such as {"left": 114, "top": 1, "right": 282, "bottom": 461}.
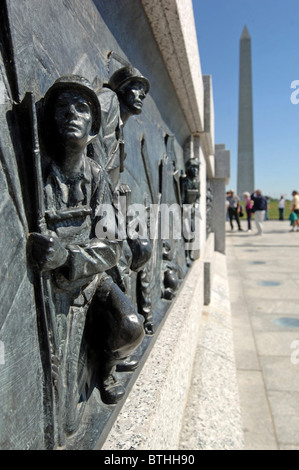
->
{"left": 278, "top": 196, "right": 285, "bottom": 220}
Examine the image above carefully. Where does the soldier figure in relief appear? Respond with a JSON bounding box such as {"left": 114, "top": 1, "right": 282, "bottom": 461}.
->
{"left": 29, "top": 75, "right": 145, "bottom": 405}
{"left": 93, "top": 66, "right": 153, "bottom": 343}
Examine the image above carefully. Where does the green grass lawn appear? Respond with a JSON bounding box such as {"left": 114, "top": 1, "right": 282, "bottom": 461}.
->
{"left": 240, "top": 200, "right": 292, "bottom": 220}
{"left": 268, "top": 200, "right": 291, "bottom": 220}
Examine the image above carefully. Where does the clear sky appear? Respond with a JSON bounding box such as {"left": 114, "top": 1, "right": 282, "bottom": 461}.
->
{"left": 192, "top": 0, "right": 299, "bottom": 199}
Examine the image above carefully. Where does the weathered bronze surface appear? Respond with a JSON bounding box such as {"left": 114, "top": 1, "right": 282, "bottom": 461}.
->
{"left": 27, "top": 75, "right": 149, "bottom": 447}
{"left": 0, "top": 0, "right": 202, "bottom": 450}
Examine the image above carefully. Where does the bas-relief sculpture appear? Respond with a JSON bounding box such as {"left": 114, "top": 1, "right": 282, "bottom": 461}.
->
{"left": 4, "top": 60, "right": 201, "bottom": 448}
{"left": 27, "top": 75, "right": 147, "bottom": 447}
{"left": 180, "top": 157, "right": 201, "bottom": 265}
{"left": 91, "top": 65, "right": 157, "bottom": 344}
{"left": 206, "top": 181, "right": 213, "bottom": 237}
{"left": 0, "top": 0, "right": 209, "bottom": 449}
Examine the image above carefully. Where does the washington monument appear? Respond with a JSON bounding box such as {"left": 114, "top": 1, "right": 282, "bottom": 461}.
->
{"left": 237, "top": 25, "right": 254, "bottom": 197}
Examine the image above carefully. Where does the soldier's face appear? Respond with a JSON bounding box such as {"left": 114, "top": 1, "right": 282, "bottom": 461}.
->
{"left": 54, "top": 90, "right": 93, "bottom": 142}
{"left": 188, "top": 165, "right": 199, "bottom": 179}
{"left": 120, "top": 81, "right": 146, "bottom": 114}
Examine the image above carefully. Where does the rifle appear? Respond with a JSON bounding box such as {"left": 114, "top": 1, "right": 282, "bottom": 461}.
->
{"left": 26, "top": 92, "right": 63, "bottom": 448}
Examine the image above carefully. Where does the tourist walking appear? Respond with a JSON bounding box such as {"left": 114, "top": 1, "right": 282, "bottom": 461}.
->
{"left": 225, "top": 191, "right": 230, "bottom": 221}
{"left": 289, "top": 211, "right": 298, "bottom": 231}
{"left": 243, "top": 192, "right": 254, "bottom": 232}
{"left": 227, "top": 190, "right": 243, "bottom": 231}
{"left": 264, "top": 196, "right": 270, "bottom": 220}
{"left": 251, "top": 189, "right": 267, "bottom": 235}
{"left": 290, "top": 190, "right": 299, "bottom": 231}
{"left": 278, "top": 196, "right": 285, "bottom": 220}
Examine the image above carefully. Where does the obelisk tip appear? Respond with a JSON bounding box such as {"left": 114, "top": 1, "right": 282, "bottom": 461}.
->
{"left": 241, "top": 25, "right": 251, "bottom": 39}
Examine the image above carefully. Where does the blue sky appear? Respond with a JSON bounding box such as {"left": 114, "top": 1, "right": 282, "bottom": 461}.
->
{"left": 192, "top": 0, "right": 299, "bottom": 199}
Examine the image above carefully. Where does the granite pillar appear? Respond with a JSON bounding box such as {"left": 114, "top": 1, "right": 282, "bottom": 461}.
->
{"left": 211, "top": 144, "right": 230, "bottom": 254}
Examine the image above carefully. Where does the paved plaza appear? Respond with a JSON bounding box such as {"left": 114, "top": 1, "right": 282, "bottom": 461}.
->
{"left": 226, "top": 219, "right": 299, "bottom": 450}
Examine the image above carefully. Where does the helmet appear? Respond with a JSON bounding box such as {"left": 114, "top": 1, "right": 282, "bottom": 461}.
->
{"left": 43, "top": 75, "right": 101, "bottom": 136}
{"left": 108, "top": 66, "right": 150, "bottom": 94}
{"left": 186, "top": 157, "right": 200, "bottom": 168}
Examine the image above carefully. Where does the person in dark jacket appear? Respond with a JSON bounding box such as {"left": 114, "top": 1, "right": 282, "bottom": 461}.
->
{"left": 251, "top": 189, "right": 267, "bottom": 235}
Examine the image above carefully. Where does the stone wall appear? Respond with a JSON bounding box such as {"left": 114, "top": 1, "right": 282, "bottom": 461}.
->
{"left": 0, "top": 0, "right": 227, "bottom": 450}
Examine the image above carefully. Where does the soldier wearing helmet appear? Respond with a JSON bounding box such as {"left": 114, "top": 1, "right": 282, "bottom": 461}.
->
{"left": 29, "top": 75, "right": 145, "bottom": 407}
{"left": 108, "top": 66, "right": 150, "bottom": 125}
{"left": 93, "top": 65, "right": 153, "bottom": 366}
{"left": 93, "top": 66, "right": 150, "bottom": 191}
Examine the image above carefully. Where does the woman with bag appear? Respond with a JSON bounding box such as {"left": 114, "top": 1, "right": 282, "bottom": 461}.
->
{"left": 243, "top": 192, "right": 254, "bottom": 232}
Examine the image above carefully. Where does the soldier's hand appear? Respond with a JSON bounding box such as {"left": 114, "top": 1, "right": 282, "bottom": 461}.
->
{"left": 113, "top": 184, "right": 131, "bottom": 212}
{"left": 118, "top": 184, "right": 131, "bottom": 196}
{"left": 28, "top": 232, "right": 68, "bottom": 272}
{"left": 127, "top": 238, "right": 152, "bottom": 272}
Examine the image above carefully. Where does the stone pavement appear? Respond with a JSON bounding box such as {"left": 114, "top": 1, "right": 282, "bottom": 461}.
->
{"left": 179, "top": 249, "right": 244, "bottom": 450}
{"left": 226, "top": 219, "right": 299, "bottom": 450}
